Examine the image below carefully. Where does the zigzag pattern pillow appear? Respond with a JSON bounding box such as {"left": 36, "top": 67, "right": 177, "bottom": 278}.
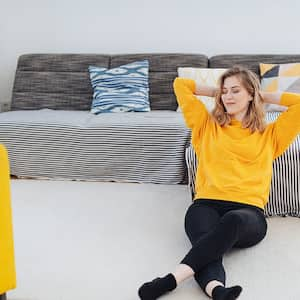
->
{"left": 89, "top": 60, "right": 150, "bottom": 113}
{"left": 259, "top": 62, "right": 300, "bottom": 112}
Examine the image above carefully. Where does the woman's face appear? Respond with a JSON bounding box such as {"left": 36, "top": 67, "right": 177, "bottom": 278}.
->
{"left": 221, "top": 75, "right": 253, "bottom": 120}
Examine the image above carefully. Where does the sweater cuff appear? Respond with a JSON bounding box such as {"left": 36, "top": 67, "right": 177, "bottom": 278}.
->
{"left": 279, "top": 92, "right": 300, "bottom": 106}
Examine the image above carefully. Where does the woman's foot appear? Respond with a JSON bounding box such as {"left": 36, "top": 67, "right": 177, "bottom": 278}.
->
{"left": 138, "top": 273, "right": 177, "bottom": 300}
{"left": 212, "top": 285, "right": 242, "bottom": 300}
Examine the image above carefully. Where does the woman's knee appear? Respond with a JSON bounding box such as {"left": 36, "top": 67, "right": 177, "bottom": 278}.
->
{"left": 219, "top": 211, "right": 243, "bottom": 229}
{"left": 223, "top": 209, "right": 267, "bottom": 248}
{"left": 219, "top": 211, "right": 250, "bottom": 243}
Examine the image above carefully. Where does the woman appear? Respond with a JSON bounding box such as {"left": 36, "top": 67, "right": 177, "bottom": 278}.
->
{"left": 137, "top": 66, "right": 300, "bottom": 300}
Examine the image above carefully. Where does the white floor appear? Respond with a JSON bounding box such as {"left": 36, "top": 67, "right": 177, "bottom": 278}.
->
{"left": 6, "top": 179, "right": 300, "bottom": 300}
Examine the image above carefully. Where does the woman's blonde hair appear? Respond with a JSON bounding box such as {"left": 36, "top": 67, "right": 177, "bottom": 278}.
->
{"left": 210, "top": 65, "right": 267, "bottom": 133}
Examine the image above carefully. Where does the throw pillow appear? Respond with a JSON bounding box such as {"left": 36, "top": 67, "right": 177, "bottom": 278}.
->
{"left": 259, "top": 62, "right": 300, "bottom": 112}
{"left": 176, "top": 68, "right": 227, "bottom": 113}
{"left": 89, "top": 60, "right": 150, "bottom": 114}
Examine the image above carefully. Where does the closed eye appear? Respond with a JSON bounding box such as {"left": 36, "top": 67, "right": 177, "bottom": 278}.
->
{"left": 222, "top": 89, "right": 240, "bottom": 94}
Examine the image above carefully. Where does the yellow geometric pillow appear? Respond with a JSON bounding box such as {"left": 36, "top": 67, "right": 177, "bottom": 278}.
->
{"left": 259, "top": 62, "right": 300, "bottom": 112}
{"left": 176, "top": 67, "right": 227, "bottom": 113}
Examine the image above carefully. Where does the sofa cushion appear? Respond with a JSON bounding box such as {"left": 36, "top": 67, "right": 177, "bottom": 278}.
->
{"left": 0, "top": 109, "right": 191, "bottom": 184}
{"left": 260, "top": 62, "right": 300, "bottom": 112}
{"left": 176, "top": 67, "right": 227, "bottom": 113}
{"left": 185, "top": 111, "right": 300, "bottom": 217}
{"left": 89, "top": 60, "right": 150, "bottom": 113}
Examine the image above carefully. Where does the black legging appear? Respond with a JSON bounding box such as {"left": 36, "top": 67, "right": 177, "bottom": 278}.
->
{"left": 180, "top": 199, "right": 267, "bottom": 295}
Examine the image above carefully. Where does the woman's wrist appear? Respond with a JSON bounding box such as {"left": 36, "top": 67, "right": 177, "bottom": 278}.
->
{"left": 195, "top": 83, "right": 219, "bottom": 98}
{"left": 260, "top": 91, "right": 282, "bottom": 104}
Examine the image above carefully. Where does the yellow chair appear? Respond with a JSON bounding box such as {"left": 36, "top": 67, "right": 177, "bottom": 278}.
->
{"left": 0, "top": 144, "right": 17, "bottom": 300}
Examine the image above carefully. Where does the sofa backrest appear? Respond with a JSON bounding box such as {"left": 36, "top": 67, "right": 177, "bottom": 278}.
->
{"left": 11, "top": 54, "right": 208, "bottom": 111}
{"left": 209, "top": 54, "right": 300, "bottom": 74}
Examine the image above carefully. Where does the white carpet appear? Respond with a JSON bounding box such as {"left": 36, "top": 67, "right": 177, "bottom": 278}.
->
{"left": 6, "top": 179, "right": 300, "bottom": 300}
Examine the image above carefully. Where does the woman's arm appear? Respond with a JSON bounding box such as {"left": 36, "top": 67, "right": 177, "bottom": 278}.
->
{"left": 260, "top": 91, "right": 283, "bottom": 104}
{"left": 262, "top": 91, "right": 300, "bottom": 160}
{"left": 173, "top": 78, "right": 211, "bottom": 152}
{"left": 173, "top": 78, "right": 210, "bottom": 130}
{"left": 194, "top": 84, "right": 218, "bottom": 98}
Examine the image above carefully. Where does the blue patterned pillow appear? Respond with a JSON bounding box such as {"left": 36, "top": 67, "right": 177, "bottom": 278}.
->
{"left": 89, "top": 60, "right": 150, "bottom": 113}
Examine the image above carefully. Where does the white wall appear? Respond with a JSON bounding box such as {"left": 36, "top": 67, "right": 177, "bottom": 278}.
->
{"left": 1, "top": 0, "right": 300, "bottom": 105}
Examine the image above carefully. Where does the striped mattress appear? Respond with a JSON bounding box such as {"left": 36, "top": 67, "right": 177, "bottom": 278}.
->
{"left": 0, "top": 109, "right": 191, "bottom": 184}
{"left": 185, "top": 112, "right": 300, "bottom": 217}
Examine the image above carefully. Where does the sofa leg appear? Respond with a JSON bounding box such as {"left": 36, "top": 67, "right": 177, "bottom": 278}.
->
{"left": 0, "top": 294, "right": 7, "bottom": 300}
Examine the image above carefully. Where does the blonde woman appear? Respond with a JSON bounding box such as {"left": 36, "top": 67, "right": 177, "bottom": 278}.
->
{"left": 138, "top": 66, "right": 300, "bottom": 300}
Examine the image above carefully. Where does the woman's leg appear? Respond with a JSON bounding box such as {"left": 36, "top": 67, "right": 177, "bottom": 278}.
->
{"left": 230, "top": 208, "right": 268, "bottom": 248}
{"left": 181, "top": 203, "right": 226, "bottom": 296}
{"left": 178, "top": 206, "right": 266, "bottom": 299}
{"left": 138, "top": 203, "right": 225, "bottom": 299}
{"left": 194, "top": 259, "right": 226, "bottom": 297}
{"left": 180, "top": 207, "right": 267, "bottom": 272}
{"left": 138, "top": 204, "right": 267, "bottom": 299}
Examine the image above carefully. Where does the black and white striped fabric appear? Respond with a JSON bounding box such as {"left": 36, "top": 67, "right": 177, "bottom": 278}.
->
{"left": 185, "top": 112, "right": 300, "bottom": 218}
{"left": 0, "top": 109, "right": 191, "bottom": 184}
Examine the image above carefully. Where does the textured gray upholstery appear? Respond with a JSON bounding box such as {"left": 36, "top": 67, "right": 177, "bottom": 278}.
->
{"left": 11, "top": 53, "right": 208, "bottom": 111}
{"left": 209, "top": 54, "right": 300, "bottom": 74}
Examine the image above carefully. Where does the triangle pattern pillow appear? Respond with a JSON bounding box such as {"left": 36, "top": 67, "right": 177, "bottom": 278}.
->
{"left": 176, "top": 68, "right": 227, "bottom": 113}
{"left": 89, "top": 60, "right": 150, "bottom": 114}
{"left": 259, "top": 62, "right": 300, "bottom": 112}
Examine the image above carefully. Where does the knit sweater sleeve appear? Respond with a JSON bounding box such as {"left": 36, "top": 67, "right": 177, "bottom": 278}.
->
{"left": 271, "top": 92, "right": 300, "bottom": 160}
{"left": 173, "top": 78, "right": 210, "bottom": 150}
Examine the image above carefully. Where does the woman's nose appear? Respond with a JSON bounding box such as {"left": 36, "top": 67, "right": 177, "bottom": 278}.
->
{"left": 225, "top": 92, "right": 233, "bottom": 99}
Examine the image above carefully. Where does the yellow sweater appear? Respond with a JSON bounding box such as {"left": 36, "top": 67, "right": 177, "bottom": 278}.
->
{"left": 174, "top": 78, "right": 300, "bottom": 209}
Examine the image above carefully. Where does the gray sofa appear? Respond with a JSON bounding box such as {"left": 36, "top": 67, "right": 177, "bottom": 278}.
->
{"left": 0, "top": 53, "right": 299, "bottom": 218}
